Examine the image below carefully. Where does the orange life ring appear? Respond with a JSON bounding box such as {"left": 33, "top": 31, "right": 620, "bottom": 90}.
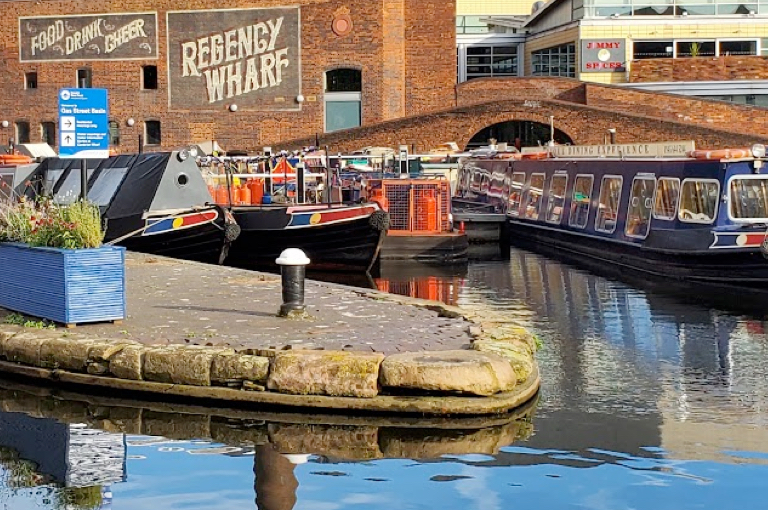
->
{"left": 688, "top": 148, "right": 752, "bottom": 160}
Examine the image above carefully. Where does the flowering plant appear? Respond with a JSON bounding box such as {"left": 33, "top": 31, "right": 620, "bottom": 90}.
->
{"left": 0, "top": 198, "right": 104, "bottom": 249}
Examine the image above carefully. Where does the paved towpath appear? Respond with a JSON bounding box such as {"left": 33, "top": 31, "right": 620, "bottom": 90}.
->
{"left": 13, "top": 253, "right": 472, "bottom": 355}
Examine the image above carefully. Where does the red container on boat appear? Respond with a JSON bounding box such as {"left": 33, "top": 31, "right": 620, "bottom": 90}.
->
{"left": 249, "top": 178, "right": 264, "bottom": 205}
{"left": 239, "top": 185, "right": 252, "bottom": 205}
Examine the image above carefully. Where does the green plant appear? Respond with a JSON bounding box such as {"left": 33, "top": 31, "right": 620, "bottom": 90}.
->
{"left": 53, "top": 486, "right": 103, "bottom": 510}
{"left": 689, "top": 42, "right": 701, "bottom": 58}
{"left": 0, "top": 198, "right": 104, "bottom": 249}
{"left": 3, "top": 312, "right": 55, "bottom": 329}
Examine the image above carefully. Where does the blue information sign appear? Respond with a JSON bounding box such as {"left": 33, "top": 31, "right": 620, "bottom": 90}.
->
{"left": 58, "top": 88, "right": 109, "bottom": 159}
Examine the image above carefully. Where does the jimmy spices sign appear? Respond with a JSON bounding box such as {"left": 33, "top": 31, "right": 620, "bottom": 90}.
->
{"left": 19, "top": 13, "right": 158, "bottom": 62}
{"left": 580, "top": 39, "right": 625, "bottom": 73}
{"left": 166, "top": 7, "right": 301, "bottom": 111}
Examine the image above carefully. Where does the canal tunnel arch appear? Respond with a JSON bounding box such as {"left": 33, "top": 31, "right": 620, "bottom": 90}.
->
{"left": 466, "top": 120, "right": 573, "bottom": 150}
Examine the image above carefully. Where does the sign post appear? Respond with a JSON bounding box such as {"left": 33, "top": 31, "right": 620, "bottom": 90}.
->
{"left": 58, "top": 88, "right": 110, "bottom": 199}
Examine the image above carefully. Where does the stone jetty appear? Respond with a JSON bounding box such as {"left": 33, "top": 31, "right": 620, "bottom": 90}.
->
{"left": 0, "top": 253, "right": 539, "bottom": 415}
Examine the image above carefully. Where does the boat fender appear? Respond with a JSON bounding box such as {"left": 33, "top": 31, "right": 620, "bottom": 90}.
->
{"left": 369, "top": 210, "right": 391, "bottom": 231}
{"left": 761, "top": 234, "right": 768, "bottom": 259}
{"left": 224, "top": 222, "right": 241, "bottom": 242}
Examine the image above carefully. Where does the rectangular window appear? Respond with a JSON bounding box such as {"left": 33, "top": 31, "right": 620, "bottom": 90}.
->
{"left": 143, "top": 65, "right": 158, "bottom": 89}
{"left": 719, "top": 40, "right": 757, "bottom": 56}
{"left": 77, "top": 68, "right": 92, "bottom": 88}
{"left": 653, "top": 178, "right": 680, "bottom": 220}
{"left": 15, "top": 121, "right": 30, "bottom": 144}
{"left": 595, "top": 176, "right": 623, "bottom": 233}
{"left": 569, "top": 174, "right": 594, "bottom": 229}
{"left": 41, "top": 122, "right": 55, "bottom": 146}
{"left": 546, "top": 174, "right": 568, "bottom": 224}
{"left": 464, "top": 45, "right": 518, "bottom": 80}
{"left": 531, "top": 43, "right": 576, "bottom": 78}
{"left": 508, "top": 172, "right": 526, "bottom": 216}
{"left": 145, "top": 121, "right": 161, "bottom": 145}
{"left": 109, "top": 120, "right": 121, "bottom": 146}
{"left": 625, "top": 177, "right": 656, "bottom": 239}
{"left": 679, "top": 179, "right": 719, "bottom": 223}
{"left": 524, "top": 173, "right": 546, "bottom": 220}
{"left": 25, "top": 72, "right": 37, "bottom": 89}
{"left": 676, "top": 41, "right": 716, "bottom": 58}
{"left": 728, "top": 177, "right": 768, "bottom": 221}
{"left": 633, "top": 41, "right": 673, "bottom": 60}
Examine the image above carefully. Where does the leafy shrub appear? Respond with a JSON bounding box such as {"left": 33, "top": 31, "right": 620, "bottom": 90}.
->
{"left": 0, "top": 198, "right": 104, "bottom": 249}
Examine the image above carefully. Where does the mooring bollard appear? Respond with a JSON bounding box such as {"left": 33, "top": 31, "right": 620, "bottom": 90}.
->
{"left": 276, "top": 248, "right": 311, "bottom": 317}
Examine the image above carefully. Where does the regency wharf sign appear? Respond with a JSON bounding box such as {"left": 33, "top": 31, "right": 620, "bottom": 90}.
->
{"left": 19, "top": 13, "right": 158, "bottom": 62}
{"left": 166, "top": 7, "right": 301, "bottom": 111}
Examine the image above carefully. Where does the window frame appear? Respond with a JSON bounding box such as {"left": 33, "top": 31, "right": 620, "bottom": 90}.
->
{"left": 546, "top": 173, "right": 569, "bottom": 225}
{"left": 15, "top": 121, "right": 31, "bottom": 144}
{"left": 678, "top": 178, "right": 720, "bottom": 224}
{"left": 25, "top": 72, "right": 38, "bottom": 90}
{"left": 726, "top": 174, "right": 768, "bottom": 223}
{"left": 523, "top": 172, "right": 546, "bottom": 221}
{"left": 142, "top": 65, "right": 158, "bottom": 90}
{"left": 569, "top": 173, "right": 594, "bottom": 229}
{"left": 508, "top": 171, "right": 526, "bottom": 216}
{"left": 624, "top": 175, "right": 657, "bottom": 240}
{"left": 594, "top": 175, "right": 624, "bottom": 234}
{"left": 40, "top": 121, "right": 56, "bottom": 147}
{"left": 77, "top": 67, "right": 92, "bottom": 88}
{"left": 144, "top": 120, "right": 162, "bottom": 146}
{"left": 653, "top": 177, "right": 681, "bottom": 220}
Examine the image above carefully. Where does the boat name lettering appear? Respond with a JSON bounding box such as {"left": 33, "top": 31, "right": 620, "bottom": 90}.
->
{"left": 550, "top": 141, "right": 695, "bottom": 158}
{"left": 20, "top": 14, "right": 158, "bottom": 62}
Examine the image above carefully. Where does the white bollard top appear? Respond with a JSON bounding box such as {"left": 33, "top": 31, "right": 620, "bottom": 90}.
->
{"left": 275, "top": 248, "right": 311, "bottom": 266}
{"left": 282, "top": 453, "right": 311, "bottom": 465}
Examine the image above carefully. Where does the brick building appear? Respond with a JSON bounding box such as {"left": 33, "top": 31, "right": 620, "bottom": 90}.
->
{"left": 0, "top": 0, "right": 456, "bottom": 152}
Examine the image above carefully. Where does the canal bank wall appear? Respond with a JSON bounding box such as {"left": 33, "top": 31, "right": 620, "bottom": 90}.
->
{"left": 0, "top": 253, "right": 539, "bottom": 416}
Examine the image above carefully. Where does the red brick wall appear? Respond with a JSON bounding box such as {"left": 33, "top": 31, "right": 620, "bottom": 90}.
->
{"left": 281, "top": 96, "right": 766, "bottom": 152}
{"left": 0, "top": 0, "right": 456, "bottom": 152}
{"left": 630, "top": 56, "right": 768, "bottom": 82}
{"left": 455, "top": 77, "right": 586, "bottom": 106}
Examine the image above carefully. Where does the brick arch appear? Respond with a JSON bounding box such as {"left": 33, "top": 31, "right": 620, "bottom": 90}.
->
{"left": 462, "top": 115, "right": 576, "bottom": 150}
{"left": 279, "top": 96, "right": 767, "bottom": 152}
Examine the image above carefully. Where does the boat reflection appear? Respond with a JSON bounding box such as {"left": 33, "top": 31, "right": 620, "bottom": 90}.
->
{"left": 373, "top": 261, "right": 468, "bottom": 305}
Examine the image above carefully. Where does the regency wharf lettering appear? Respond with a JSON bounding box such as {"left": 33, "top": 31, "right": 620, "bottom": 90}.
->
{"left": 180, "top": 17, "right": 290, "bottom": 103}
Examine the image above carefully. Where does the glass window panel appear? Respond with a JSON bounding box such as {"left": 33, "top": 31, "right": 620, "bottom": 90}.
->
{"left": 467, "top": 56, "right": 492, "bottom": 65}
{"left": 717, "top": 3, "right": 757, "bottom": 13}
{"left": 145, "top": 121, "right": 161, "bottom": 145}
{"left": 676, "top": 41, "right": 716, "bottom": 57}
{"left": 54, "top": 167, "right": 97, "bottom": 204}
{"left": 524, "top": 173, "right": 546, "bottom": 220}
{"left": 653, "top": 178, "right": 680, "bottom": 220}
{"left": 569, "top": 175, "right": 594, "bottom": 229}
{"left": 41, "top": 122, "right": 55, "bottom": 147}
{"left": 729, "top": 178, "right": 768, "bottom": 219}
{"left": 15, "top": 122, "right": 30, "bottom": 144}
{"left": 633, "top": 5, "right": 675, "bottom": 14}
{"left": 592, "top": 6, "right": 632, "bottom": 15}
{"left": 508, "top": 172, "right": 526, "bottom": 216}
{"left": 625, "top": 177, "right": 656, "bottom": 238}
{"left": 325, "top": 101, "right": 361, "bottom": 132}
{"left": 595, "top": 176, "right": 623, "bottom": 233}
{"left": 676, "top": 5, "right": 716, "bottom": 14}
{"left": 109, "top": 120, "right": 121, "bottom": 146}
{"left": 467, "top": 47, "right": 492, "bottom": 55}
{"left": 547, "top": 174, "right": 568, "bottom": 224}
{"left": 634, "top": 41, "right": 674, "bottom": 59}
{"left": 326, "top": 69, "right": 362, "bottom": 92}
{"left": 88, "top": 167, "right": 129, "bottom": 207}
{"left": 679, "top": 179, "right": 719, "bottom": 223}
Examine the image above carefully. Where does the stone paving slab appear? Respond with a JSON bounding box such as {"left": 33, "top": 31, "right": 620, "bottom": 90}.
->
{"left": 0, "top": 252, "right": 472, "bottom": 355}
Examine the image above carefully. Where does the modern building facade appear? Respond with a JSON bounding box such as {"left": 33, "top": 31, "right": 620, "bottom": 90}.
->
{"left": 0, "top": 0, "right": 456, "bottom": 151}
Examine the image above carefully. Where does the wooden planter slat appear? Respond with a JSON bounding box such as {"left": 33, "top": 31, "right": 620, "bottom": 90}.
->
{"left": 0, "top": 243, "right": 126, "bottom": 325}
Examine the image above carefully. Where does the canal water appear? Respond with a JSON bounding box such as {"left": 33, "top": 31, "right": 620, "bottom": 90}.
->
{"left": 1, "top": 247, "right": 768, "bottom": 509}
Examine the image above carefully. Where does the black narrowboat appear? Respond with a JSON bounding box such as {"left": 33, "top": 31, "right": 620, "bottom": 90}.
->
{"left": 456, "top": 142, "right": 768, "bottom": 287}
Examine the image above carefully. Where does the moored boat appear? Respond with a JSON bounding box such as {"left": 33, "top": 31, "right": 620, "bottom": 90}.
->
{"left": 456, "top": 141, "right": 768, "bottom": 287}
{"left": 14, "top": 152, "right": 237, "bottom": 265}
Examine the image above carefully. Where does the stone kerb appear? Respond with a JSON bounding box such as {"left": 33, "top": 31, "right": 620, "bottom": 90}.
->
{"left": 0, "top": 304, "right": 540, "bottom": 415}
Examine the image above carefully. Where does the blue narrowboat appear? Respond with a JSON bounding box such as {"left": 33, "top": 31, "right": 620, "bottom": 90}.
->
{"left": 456, "top": 141, "right": 768, "bottom": 286}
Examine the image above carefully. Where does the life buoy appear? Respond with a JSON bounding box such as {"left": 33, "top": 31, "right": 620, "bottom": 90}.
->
{"left": 688, "top": 148, "right": 752, "bottom": 160}
{"left": 0, "top": 154, "right": 33, "bottom": 165}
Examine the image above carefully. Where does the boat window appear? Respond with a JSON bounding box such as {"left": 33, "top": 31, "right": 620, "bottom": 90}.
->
{"left": 88, "top": 167, "right": 129, "bottom": 207}
{"left": 595, "top": 175, "right": 623, "bottom": 234}
{"left": 569, "top": 174, "right": 593, "bottom": 229}
{"left": 546, "top": 174, "right": 568, "bottom": 224}
{"left": 653, "top": 177, "right": 680, "bottom": 220}
{"left": 523, "top": 173, "right": 545, "bottom": 220}
{"left": 625, "top": 177, "right": 656, "bottom": 239}
{"left": 508, "top": 172, "right": 525, "bottom": 216}
{"left": 54, "top": 167, "right": 97, "bottom": 204}
{"left": 679, "top": 179, "right": 719, "bottom": 224}
{"left": 729, "top": 177, "right": 768, "bottom": 221}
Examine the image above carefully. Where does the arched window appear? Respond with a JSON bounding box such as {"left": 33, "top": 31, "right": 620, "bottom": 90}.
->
{"left": 325, "top": 69, "right": 361, "bottom": 132}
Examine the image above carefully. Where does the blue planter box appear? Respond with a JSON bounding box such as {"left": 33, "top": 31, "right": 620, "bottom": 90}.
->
{"left": 0, "top": 243, "right": 126, "bottom": 325}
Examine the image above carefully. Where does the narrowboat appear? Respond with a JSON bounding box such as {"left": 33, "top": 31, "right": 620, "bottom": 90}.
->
{"left": 456, "top": 141, "right": 768, "bottom": 287}
{"left": 10, "top": 152, "right": 238, "bottom": 265}
{"left": 200, "top": 154, "right": 388, "bottom": 272}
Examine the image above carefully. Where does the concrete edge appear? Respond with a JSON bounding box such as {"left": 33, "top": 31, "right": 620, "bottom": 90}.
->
{"left": 0, "top": 359, "right": 540, "bottom": 416}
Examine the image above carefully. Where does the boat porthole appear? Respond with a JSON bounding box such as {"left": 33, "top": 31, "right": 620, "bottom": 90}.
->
{"left": 176, "top": 173, "right": 189, "bottom": 187}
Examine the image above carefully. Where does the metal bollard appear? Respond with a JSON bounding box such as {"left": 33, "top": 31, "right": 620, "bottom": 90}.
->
{"left": 276, "top": 248, "right": 311, "bottom": 317}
